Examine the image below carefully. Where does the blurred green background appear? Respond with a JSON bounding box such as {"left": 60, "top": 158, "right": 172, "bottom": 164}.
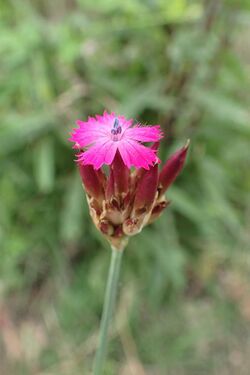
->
{"left": 1, "top": 0, "right": 250, "bottom": 374}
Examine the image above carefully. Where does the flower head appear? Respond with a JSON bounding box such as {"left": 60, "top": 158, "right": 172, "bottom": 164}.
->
{"left": 69, "top": 111, "right": 163, "bottom": 170}
{"left": 69, "top": 112, "right": 189, "bottom": 251}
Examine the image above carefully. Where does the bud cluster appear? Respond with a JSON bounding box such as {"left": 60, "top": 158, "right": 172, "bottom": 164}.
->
{"left": 79, "top": 141, "right": 189, "bottom": 251}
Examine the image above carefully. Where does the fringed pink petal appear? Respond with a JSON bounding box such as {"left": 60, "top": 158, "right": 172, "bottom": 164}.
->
{"left": 76, "top": 119, "right": 108, "bottom": 129}
{"left": 118, "top": 140, "right": 158, "bottom": 170}
{"left": 77, "top": 141, "right": 118, "bottom": 170}
{"left": 69, "top": 118, "right": 109, "bottom": 147}
{"left": 125, "top": 125, "right": 163, "bottom": 142}
{"left": 69, "top": 131, "right": 107, "bottom": 148}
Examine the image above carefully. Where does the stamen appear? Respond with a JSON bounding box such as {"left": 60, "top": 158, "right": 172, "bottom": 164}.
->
{"left": 111, "top": 118, "right": 122, "bottom": 140}
{"left": 113, "top": 118, "right": 119, "bottom": 129}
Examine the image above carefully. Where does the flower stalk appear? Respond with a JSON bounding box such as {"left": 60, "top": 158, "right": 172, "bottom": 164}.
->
{"left": 93, "top": 247, "right": 123, "bottom": 375}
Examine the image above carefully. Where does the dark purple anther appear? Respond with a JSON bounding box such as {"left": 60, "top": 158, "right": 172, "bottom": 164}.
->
{"left": 113, "top": 118, "right": 119, "bottom": 129}
{"left": 111, "top": 118, "right": 122, "bottom": 136}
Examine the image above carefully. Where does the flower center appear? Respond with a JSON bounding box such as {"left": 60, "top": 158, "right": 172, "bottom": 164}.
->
{"left": 111, "top": 118, "right": 122, "bottom": 141}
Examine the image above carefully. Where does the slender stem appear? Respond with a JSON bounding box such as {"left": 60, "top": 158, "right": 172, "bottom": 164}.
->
{"left": 93, "top": 247, "right": 123, "bottom": 375}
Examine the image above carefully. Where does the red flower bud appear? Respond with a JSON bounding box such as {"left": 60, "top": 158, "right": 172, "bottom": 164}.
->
{"left": 159, "top": 140, "right": 189, "bottom": 195}
{"left": 151, "top": 141, "right": 160, "bottom": 151}
{"left": 105, "top": 168, "right": 115, "bottom": 201}
{"left": 134, "top": 164, "right": 159, "bottom": 214}
{"left": 78, "top": 164, "right": 104, "bottom": 201}
{"left": 111, "top": 151, "right": 130, "bottom": 195}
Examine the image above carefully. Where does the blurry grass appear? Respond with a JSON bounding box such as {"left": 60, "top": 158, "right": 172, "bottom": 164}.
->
{"left": 2, "top": 273, "right": 250, "bottom": 375}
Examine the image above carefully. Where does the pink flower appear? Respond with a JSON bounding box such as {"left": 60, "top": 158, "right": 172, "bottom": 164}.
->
{"left": 69, "top": 111, "right": 163, "bottom": 170}
{"left": 69, "top": 112, "right": 190, "bottom": 250}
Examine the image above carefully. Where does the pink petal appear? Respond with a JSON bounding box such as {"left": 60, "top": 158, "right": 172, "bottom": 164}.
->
{"left": 118, "top": 140, "right": 158, "bottom": 170}
{"left": 70, "top": 129, "right": 107, "bottom": 148}
{"left": 125, "top": 125, "right": 163, "bottom": 142}
{"left": 69, "top": 120, "right": 109, "bottom": 148}
{"left": 77, "top": 140, "right": 118, "bottom": 169}
{"left": 117, "top": 116, "right": 133, "bottom": 129}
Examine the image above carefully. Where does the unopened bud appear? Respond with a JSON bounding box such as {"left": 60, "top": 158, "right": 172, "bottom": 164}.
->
{"left": 134, "top": 164, "right": 159, "bottom": 214}
{"left": 111, "top": 151, "right": 129, "bottom": 196}
{"left": 78, "top": 164, "right": 104, "bottom": 201}
{"left": 159, "top": 140, "right": 189, "bottom": 195}
{"left": 123, "top": 164, "right": 159, "bottom": 236}
{"left": 105, "top": 169, "right": 115, "bottom": 201}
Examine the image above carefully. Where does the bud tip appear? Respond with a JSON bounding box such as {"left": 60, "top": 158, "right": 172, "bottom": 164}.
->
{"left": 184, "top": 139, "right": 190, "bottom": 150}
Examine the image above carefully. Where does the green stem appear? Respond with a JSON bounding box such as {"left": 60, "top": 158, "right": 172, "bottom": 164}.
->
{"left": 93, "top": 247, "right": 123, "bottom": 375}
